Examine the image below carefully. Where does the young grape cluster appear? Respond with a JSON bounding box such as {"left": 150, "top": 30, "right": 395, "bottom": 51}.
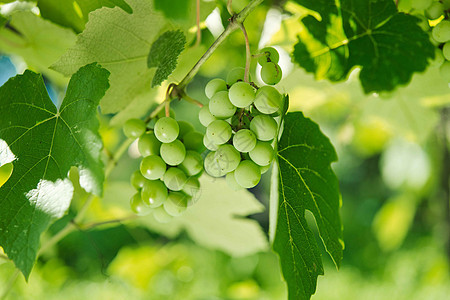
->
{"left": 123, "top": 115, "right": 205, "bottom": 222}
{"left": 412, "top": 0, "right": 450, "bottom": 82}
{"left": 200, "top": 47, "right": 283, "bottom": 190}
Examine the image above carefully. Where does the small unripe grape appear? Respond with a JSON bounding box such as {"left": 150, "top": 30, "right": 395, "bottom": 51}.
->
{"left": 432, "top": 20, "right": 450, "bottom": 43}
{"left": 257, "top": 47, "right": 280, "bottom": 65}
{"left": 180, "top": 151, "right": 203, "bottom": 176}
{"left": 226, "top": 171, "right": 243, "bottom": 191}
{"left": 154, "top": 117, "right": 179, "bottom": 143}
{"left": 250, "top": 115, "right": 278, "bottom": 141}
{"left": 130, "top": 193, "right": 151, "bottom": 216}
{"left": 234, "top": 160, "right": 261, "bottom": 188}
{"left": 141, "top": 180, "right": 168, "bottom": 208}
{"left": 425, "top": 2, "right": 444, "bottom": 20}
{"left": 199, "top": 105, "right": 216, "bottom": 127}
{"left": 228, "top": 82, "right": 256, "bottom": 108}
{"left": 140, "top": 155, "right": 166, "bottom": 180}
{"left": 138, "top": 131, "right": 161, "bottom": 157}
{"left": 260, "top": 62, "right": 282, "bottom": 85}
{"left": 206, "top": 120, "right": 232, "bottom": 145}
{"left": 183, "top": 131, "right": 205, "bottom": 152}
{"left": 153, "top": 206, "right": 173, "bottom": 223}
{"left": 233, "top": 129, "right": 257, "bottom": 153}
{"left": 443, "top": 42, "right": 450, "bottom": 60}
{"left": 411, "top": 0, "right": 433, "bottom": 10}
{"left": 254, "top": 86, "right": 282, "bottom": 114}
{"left": 182, "top": 176, "right": 201, "bottom": 198}
{"left": 227, "top": 67, "right": 246, "bottom": 85}
{"left": 164, "top": 191, "right": 189, "bottom": 216}
{"left": 204, "top": 151, "right": 222, "bottom": 177}
{"left": 178, "top": 121, "right": 194, "bottom": 137}
{"left": 205, "top": 78, "right": 228, "bottom": 99}
{"left": 209, "top": 91, "right": 236, "bottom": 119}
{"left": 249, "top": 141, "right": 274, "bottom": 166}
{"left": 214, "top": 144, "right": 241, "bottom": 173}
{"left": 160, "top": 139, "right": 186, "bottom": 166}
{"left": 440, "top": 61, "right": 450, "bottom": 81}
{"left": 123, "top": 118, "right": 146, "bottom": 139}
{"left": 131, "top": 170, "right": 148, "bottom": 190}
{"left": 203, "top": 135, "right": 219, "bottom": 151}
{"left": 163, "top": 167, "right": 187, "bottom": 191}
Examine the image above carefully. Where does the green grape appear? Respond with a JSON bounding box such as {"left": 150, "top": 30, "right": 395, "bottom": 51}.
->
{"left": 183, "top": 131, "right": 205, "bottom": 152}
{"left": 178, "top": 121, "right": 194, "bottom": 137}
{"left": 164, "top": 191, "right": 189, "bottom": 216}
{"left": 199, "top": 105, "right": 217, "bottom": 127}
{"left": 205, "top": 78, "right": 228, "bottom": 99}
{"left": 250, "top": 115, "right": 278, "bottom": 141}
{"left": 254, "top": 86, "right": 282, "bottom": 114}
{"left": 228, "top": 82, "right": 256, "bottom": 108}
{"left": 226, "top": 171, "right": 243, "bottom": 191}
{"left": 411, "top": 0, "right": 433, "bottom": 10}
{"left": 204, "top": 151, "right": 222, "bottom": 177}
{"left": 160, "top": 139, "right": 186, "bottom": 166}
{"left": 260, "top": 61, "right": 282, "bottom": 85}
{"left": 163, "top": 167, "right": 187, "bottom": 191}
{"left": 141, "top": 180, "right": 168, "bottom": 208}
{"left": 130, "top": 193, "right": 151, "bottom": 216}
{"left": 123, "top": 118, "right": 146, "bottom": 139}
{"left": 138, "top": 131, "right": 161, "bottom": 157}
{"left": 214, "top": 144, "right": 241, "bottom": 173}
{"left": 443, "top": 42, "right": 450, "bottom": 60}
{"left": 425, "top": 2, "right": 444, "bottom": 20}
{"left": 180, "top": 151, "right": 203, "bottom": 176}
{"left": 234, "top": 160, "right": 261, "bottom": 188}
{"left": 233, "top": 129, "right": 256, "bottom": 152}
{"left": 153, "top": 206, "right": 173, "bottom": 223}
{"left": 182, "top": 177, "right": 201, "bottom": 200}
{"left": 140, "top": 155, "right": 166, "bottom": 180}
{"left": 131, "top": 170, "right": 148, "bottom": 190}
{"left": 260, "top": 164, "right": 271, "bottom": 174}
{"left": 209, "top": 91, "right": 236, "bottom": 119}
{"left": 257, "top": 47, "right": 280, "bottom": 65}
{"left": 432, "top": 20, "right": 450, "bottom": 43}
{"left": 249, "top": 141, "right": 274, "bottom": 166}
{"left": 226, "top": 67, "right": 246, "bottom": 85}
{"left": 206, "top": 120, "right": 232, "bottom": 145}
{"left": 154, "top": 117, "right": 179, "bottom": 143}
{"left": 203, "top": 135, "right": 219, "bottom": 151}
{"left": 440, "top": 61, "right": 450, "bottom": 81}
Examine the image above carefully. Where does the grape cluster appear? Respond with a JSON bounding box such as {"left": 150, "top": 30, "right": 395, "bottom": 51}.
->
{"left": 200, "top": 47, "right": 283, "bottom": 190}
{"left": 412, "top": 0, "right": 450, "bottom": 82}
{"left": 123, "top": 116, "right": 205, "bottom": 222}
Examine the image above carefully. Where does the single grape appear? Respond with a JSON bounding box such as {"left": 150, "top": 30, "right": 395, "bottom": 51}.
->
{"left": 138, "top": 131, "right": 161, "bottom": 157}
{"left": 443, "top": 42, "right": 450, "bottom": 61}
{"left": 154, "top": 117, "right": 179, "bottom": 143}
{"left": 234, "top": 160, "right": 261, "bottom": 188}
{"left": 204, "top": 151, "right": 222, "bottom": 177}
{"left": 178, "top": 121, "right": 194, "bottom": 137}
{"left": 214, "top": 144, "right": 241, "bottom": 173}
{"left": 183, "top": 131, "right": 205, "bottom": 152}
{"left": 209, "top": 91, "right": 236, "bottom": 119}
{"left": 182, "top": 177, "right": 201, "bottom": 199}
{"left": 153, "top": 206, "right": 173, "bottom": 223}
{"left": 257, "top": 47, "right": 280, "bottom": 65}
{"left": 226, "top": 171, "right": 243, "bottom": 191}
{"left": 254, "top": 86, "right": 282, "bottom": 114}
{"left": 228, "top": 82, "right": 256, "bottom": 108}
{"left": 123, "top": 118, "right": 146, "bottom": 139}
{"left": 249, "top": 141, "right": 274, "bottom": 166}
{"left": 160, "top": 139, "right": 186, "bottom": 166}
{"left": 163, "top": 167, "right": 187, "bottom": 191}
{"left": 411, "top": 0, "right": 433, "bottom": 10}
{"left": 260, "top": 61, "right": 282, "bottom": 85}
{"left": 130, "top": 193, "right": 151, "bottom": 216}
{"left": 164, "top": 191, "right": 189, "bottom": 216}
{"left": 250, "top": 115, "right": 278, "bottom": 141}
{"left": 131, "top": 170, "right": 148, "bottom": 190}
{"left": 440, "top": 61, "right": 450, "bottom": 81}
{"left": 227, "top": 67, "right": 246, "bottom": 85}
{"left": 203, "top": 134, "right": 219, "bottom": 151}
{"left": 425, "top": 2, "right": 444, "bottom": 20}
{"left": 140, "top": 155, "right": 166, "bottom": 180}
{"left": 205, "top": 78, "right": 228, "bottom": 99}
{"left": 206, "top": 120, "right": 232, "bottom": 145}
{"left": 141, "top": 180, "right": 168, "bottom": 208}
{"left": 233, "top": 129, "right": 257, "bottom": 153}
{"left": 260, "top": 164, "right": 271, "bottom": 174}
{"left": 179, "top": 151, "right": 203, "bottom": 176}
{"left": 199, "top": 105, "right": 217, "bottom": 127}
{"left": 432, "top": 20, "right": 450, "bottom": 43}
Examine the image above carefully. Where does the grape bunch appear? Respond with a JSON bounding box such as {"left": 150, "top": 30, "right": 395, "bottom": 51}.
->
{"left": 123, "top": 115, "right": 205, "bottom": 222}
{"left": 412, "top": 0, "right": 450, "bottom": 82}
{"left": 199, "top": 47, "right": 283, "bottom": 190}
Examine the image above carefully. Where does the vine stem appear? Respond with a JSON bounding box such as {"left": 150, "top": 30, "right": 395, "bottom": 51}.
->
{"left": 239, "top": 23, "right": 251, "bottom": 83}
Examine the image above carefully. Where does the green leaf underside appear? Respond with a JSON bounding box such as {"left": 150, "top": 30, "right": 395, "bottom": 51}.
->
{"left": 292, "top": 0, "right": 434, "bottom": 93}
{"left": 0, "top": 63, "right": 109, "bottom": 279}
{"left": 274, "top": 112, "right": 343, "bottom": 300}
{"left": 148, "top": 30, "right": 186, "bottom": 87}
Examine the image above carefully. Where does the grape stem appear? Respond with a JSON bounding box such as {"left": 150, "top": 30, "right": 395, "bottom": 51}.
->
{"left": 239, "top": 23, "right": 251, "bottom": 83}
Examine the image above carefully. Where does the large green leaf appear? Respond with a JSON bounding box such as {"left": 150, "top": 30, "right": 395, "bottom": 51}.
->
{"left": 292, "top": 0, "right": 434, "bottom": 93}
{"left": 0, "top": 63, "right": 110, "bottom": 279}
{"left": 273, "top": 112, "right": 343, "bottom": 300}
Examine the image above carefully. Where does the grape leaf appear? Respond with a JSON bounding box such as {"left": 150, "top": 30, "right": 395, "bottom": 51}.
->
{"left": 148, "top": 30, "right": 186, "bottom": 87}
{"left": 292, "top": 0, "right": 434, "bottom": 93}
{"left": 37, "top": 0, "right": 132, "bottom": 33}
{"left": 0, "top": 63, "right": 110, "bottom": 279}
{"left": 273, "top": 112, "right": 343, "bottom": 300}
